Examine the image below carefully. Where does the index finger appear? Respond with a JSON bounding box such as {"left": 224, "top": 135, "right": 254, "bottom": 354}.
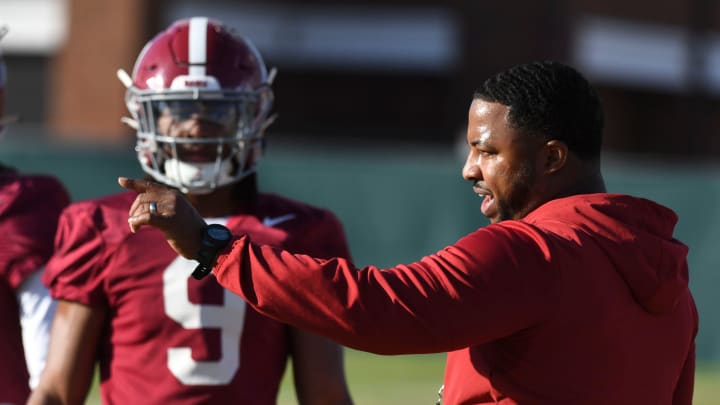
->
{"left": 118, "top": 177, "right": 151, "bottom": 193}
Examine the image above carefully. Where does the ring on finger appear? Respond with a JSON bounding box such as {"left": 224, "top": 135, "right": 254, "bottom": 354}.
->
{"left": 149, "top": 201, "right": 158, "bottom": 215}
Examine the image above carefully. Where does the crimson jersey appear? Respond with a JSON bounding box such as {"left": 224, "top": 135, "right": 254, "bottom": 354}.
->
{"left": 44, "top": 191, "right": 350, "bottom": 404}
{"left": 213, "top": 193, "right": 697, "bottom": 405}
{"left": 0, "top": 169, "right": 69, "bottom": 404}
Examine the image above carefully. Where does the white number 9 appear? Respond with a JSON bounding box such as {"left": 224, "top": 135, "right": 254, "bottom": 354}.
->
{"left": 163, "top": 256, "right": 247, "bottom": 385}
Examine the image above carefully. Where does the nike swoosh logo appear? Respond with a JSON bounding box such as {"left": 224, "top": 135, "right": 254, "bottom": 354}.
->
{"left": 262, "top": 213, "right": 297, "bottom": 228}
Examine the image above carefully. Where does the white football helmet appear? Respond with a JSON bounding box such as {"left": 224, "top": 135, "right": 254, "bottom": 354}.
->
{"left": 118, "top": 17, "right": 275, "bottom": 194}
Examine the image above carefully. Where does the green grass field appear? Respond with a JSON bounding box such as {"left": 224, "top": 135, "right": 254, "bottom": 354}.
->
{"left": 693, "top": 364, "right": 720, "bottom": 405}
{"left": 85, "top": 351, "right": 719, "bottom": 404}
{"left": 277, "top": 350, "right": 446, "bottom": 405}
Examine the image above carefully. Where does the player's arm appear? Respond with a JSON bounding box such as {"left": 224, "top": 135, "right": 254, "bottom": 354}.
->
{"left": 27, "top": 300, "right": 107, "bottom": 405}
{"left": 288, "top": 210, "right": 354, "bottom": 405}
{"left": 290, "top": 328, "right": 353, "bottom": 405}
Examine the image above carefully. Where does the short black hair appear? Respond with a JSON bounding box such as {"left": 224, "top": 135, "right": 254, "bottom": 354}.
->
{"left": 473, "top": 61, "right": 604, "bottom": 160}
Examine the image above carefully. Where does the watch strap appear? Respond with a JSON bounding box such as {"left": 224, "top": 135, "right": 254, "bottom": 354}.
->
{"left": 191, "top": 224, "right": 232, "bottom": 280}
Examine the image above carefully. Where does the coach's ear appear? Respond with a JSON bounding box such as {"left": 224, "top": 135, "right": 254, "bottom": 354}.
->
{"left": 543, "top": 140, "right": 568, "bottom": 174}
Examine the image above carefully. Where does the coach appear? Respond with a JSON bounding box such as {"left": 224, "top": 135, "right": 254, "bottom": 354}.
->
{"left": 120, "top": 61, "right": 697, "bottom": 405}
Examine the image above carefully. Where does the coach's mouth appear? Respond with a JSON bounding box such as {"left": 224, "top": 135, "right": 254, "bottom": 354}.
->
{"left": 473, "top": 184, "right": 496, "bottom": 218}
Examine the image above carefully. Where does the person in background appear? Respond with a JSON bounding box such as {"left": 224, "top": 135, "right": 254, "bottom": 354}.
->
{"left": 120, "top": 60, "right": 697, "bottom": 405}
{"left": 29, "top": 17, "right": 353, "bottom": 405}
{"left": 0, "top": 25, "right": 70, "bottom": 404}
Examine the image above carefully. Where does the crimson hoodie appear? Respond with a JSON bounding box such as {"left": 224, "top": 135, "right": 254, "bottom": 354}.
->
{"left": 214, "top": 193, "right": 697, "bottom": 404}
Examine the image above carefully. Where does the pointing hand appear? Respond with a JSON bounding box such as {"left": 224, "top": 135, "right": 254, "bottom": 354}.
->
{"left": 118, "top": 177, "right": 206, "bottom": 259}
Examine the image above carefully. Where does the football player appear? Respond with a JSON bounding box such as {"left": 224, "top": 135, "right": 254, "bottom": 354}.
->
{"left": 29, "top": 17, "right": 353, "bottom": 404}
{"left": 0, "top": 25, "right": 70, "bottom": 404}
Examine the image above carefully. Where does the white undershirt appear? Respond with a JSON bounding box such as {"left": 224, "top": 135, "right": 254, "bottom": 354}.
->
{"left": 17, "top": 268, "right": 57, "bottom": 389}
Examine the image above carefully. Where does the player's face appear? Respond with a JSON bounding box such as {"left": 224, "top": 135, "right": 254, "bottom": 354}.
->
{"left": 155, "top": 100, "right": 239, "bottom": 162}
{"left": 462, "top": 99, "right": 546, "bottom": 224}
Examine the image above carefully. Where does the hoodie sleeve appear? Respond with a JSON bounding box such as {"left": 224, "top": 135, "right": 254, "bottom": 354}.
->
{"left": 213, "top": 223, "right": 559, "bottom": 355}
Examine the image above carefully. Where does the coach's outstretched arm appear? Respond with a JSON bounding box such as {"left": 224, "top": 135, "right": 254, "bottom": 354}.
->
{"left": 118, "top": 177, "right": 206, "bottom": 258}
{"left": 117, "top": 175, "right": 523, "bottom": 356}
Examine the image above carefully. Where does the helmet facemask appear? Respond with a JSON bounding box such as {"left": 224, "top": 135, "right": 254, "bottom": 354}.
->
{"left": 117, "top": 17, "right": 276, "bottom": 194}
{"left": 123, "top": 83, "right": 273, "bottom": 194}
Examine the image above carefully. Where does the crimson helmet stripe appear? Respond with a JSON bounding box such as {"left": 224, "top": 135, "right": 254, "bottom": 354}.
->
{"left": 188, "top": 17, "right": 208, "bottom": 77}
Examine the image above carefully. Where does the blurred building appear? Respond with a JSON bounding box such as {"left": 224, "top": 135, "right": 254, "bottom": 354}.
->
{"left": 2, "top": 0, "right": 720, "bottom": 157}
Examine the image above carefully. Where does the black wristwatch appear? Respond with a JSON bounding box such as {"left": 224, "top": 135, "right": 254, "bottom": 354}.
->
{"left": 191, "top": 223, "right": 233, "bottom": 280}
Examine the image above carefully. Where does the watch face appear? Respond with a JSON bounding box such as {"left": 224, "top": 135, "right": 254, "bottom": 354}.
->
{"left": 207, "top": 225, "right": 231, "bottom": 241}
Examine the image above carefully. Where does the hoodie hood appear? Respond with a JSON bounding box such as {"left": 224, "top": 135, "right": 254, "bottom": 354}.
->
{"left": 527, "top": 194, "right": 689, "bottom": 314}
